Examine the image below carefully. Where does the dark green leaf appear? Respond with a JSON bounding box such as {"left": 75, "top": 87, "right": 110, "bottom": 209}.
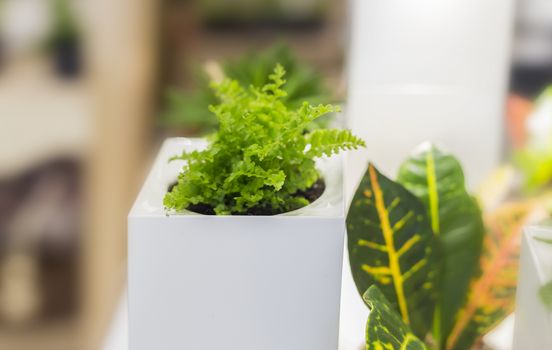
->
{"left": 364, "top": 286, "right": 428, "bottom": 350}
{"left": 347, "top": 163, "right": 438, "bottom": 338}
{"left": 397, "top": 143, "right": 484, "bottom": 347}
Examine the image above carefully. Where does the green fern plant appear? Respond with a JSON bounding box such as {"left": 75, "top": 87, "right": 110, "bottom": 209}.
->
{"left": 164, "top": 65, "right": 364, "bottom": 215}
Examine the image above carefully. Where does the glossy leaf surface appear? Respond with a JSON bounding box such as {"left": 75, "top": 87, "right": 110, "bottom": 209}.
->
{"left": 364, "top": 286, "right": 428, "bottom": 350}
{"left": 397, "top": 143, "right": 484, "bottom": 346}
{"left": 348, "top": 163, "right": 438, "bottom": 337}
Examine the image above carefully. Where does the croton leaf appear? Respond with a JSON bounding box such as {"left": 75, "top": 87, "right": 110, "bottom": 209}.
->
{"left": 347, "top": 163, "right": 438, "bottom": 338}
{"left": 364, "top": 285, "right": 429, "bottom": 350}
{"left": 396, "top": 143, "right": 484, "bottom": 347}
{"left": 446, "top": 201, "right": 548, "bottom": 350}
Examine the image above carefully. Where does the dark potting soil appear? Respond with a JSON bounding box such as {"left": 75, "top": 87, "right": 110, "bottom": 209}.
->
{"left": 166, "top": 178, "right": 325, "bottom": 216}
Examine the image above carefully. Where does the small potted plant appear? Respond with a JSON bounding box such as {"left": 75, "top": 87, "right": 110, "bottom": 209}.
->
{"left": 128, "top": 65, "right": 364, "bottom": 350}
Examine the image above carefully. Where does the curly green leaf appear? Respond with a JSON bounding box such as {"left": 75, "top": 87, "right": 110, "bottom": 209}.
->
{"left": 165, "top": 65, "right": 364, "bottom": 215}
{"left": 306, "top": 129, "right": 365, "bottom": 158}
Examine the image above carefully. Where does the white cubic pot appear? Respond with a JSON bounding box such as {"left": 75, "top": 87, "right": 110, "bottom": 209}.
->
{"left": 128, "top": 138, "right": 345, "bottom": 350}
{"left": 513, "top": 226, "right": 552, "bottom": 349}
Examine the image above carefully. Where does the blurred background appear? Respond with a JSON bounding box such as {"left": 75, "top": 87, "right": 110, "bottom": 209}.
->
{"left": 0, "top": 0, "right": 551, "bottom": 349}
